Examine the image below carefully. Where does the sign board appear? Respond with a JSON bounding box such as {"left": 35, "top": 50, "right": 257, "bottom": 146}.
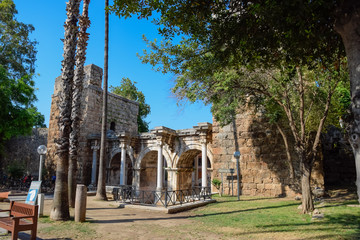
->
{"left": 226, "top": 175, "right": 237, "bottom": 180}
{"left": 219, "top": 168, "right": 235, "bottom": 174}
{"left": 25, "top": 181, "right": 42, "bottom": 205}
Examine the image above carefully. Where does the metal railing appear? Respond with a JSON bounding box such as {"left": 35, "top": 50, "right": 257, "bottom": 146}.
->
{"left": 112, "top": 186, "right": 212, "bottom": 208}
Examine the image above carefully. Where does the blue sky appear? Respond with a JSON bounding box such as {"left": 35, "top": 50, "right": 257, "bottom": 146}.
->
{"left": 13, "top": 0, "right": 213, "bottom": 130}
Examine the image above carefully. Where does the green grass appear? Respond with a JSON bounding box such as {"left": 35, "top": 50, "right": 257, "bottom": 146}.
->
{"left": 38, "top": 216, "right": 96, "bottom": 239}
{"left": 186, "top": 195, "right": 360, "bottom": 239}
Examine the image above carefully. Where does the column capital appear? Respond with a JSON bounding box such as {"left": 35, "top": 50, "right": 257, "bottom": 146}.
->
{"left": 156, "top": 136, "right": 163, "bottom": 146}
{"left": 200, "top": 136, "right": 207, "bottom": 145}
{"left": 91, "top": 145, "right": 100, "bottom": 150}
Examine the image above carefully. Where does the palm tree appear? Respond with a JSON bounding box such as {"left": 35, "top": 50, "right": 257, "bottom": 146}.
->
{"left": 95, "top": 0, "right": 109, "bottom": 200}
{"left": 69, "top": 0, "right": 91, "bottom": 208}
{"left": 50, "top": 0, "right": 80, "bottom": 221}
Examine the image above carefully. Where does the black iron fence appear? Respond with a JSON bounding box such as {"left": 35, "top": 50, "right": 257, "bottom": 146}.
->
{"left": 0, "top": 179, "right": 54, "bottom": 193}
{"left": 112, "top": 186, "right": 212, "bottom": 208}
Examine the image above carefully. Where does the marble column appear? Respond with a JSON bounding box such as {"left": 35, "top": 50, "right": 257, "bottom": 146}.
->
{"left": 91, "top": 145, "right": 100, "bottom": 186}
{"left": 156, "top": 140, "right": 163, "bottom": 191}
{"left": 201, "top": 137, "right": 207, "bottom": 190}
{"left": 195, "top": 156, "right": 199, "bottom": 187}
{"left": 119, "top": 143, "right": 126, "bottom": 185}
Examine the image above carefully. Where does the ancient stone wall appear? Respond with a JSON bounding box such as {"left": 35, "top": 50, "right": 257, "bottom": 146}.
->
{"left": 46, "top": 64, "right": 139, "bottom": 183}
{"left": 211, "top": 107, "right": 324, "bottom": 197}
{"left": 2, "top": 128, "right": 48, "bottom": 178}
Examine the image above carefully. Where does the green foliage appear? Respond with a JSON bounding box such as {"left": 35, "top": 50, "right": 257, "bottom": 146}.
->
{"left": 6, "top": 160, "right": 24, "bottom": 179}
{"left": 0, "top": 66, "right": 45, "bottom": 142}
{"left": 110, "top": 78, "right": 151, "bottom": 132}
{"left": 211, "top": 178, "right": 221, "bottom": 190}
{"left": 0, "top": 0, "right": 45, "bottom": 147}
{"left": 111, "top": 1, "right": 343, "bottom": 69}
{"left": 111, "top": 1, "right": 347, "bottom": 130}
{"left": 0, "top": 0, "right": 37, "bottom": 78}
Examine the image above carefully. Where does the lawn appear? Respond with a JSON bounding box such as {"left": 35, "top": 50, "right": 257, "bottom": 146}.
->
{"left": 184, "top": 195, "right": 360, "bottom": 239}
{"left": 1, "top": 195, "right": 359, "bottom": 239}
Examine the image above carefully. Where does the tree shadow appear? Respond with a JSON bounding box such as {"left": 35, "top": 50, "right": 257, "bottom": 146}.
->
{"left": 258, "top": 213, "right": 360, "bottom": 239}
{"left": 89, "top": 202, "right": 298, "bottom": 224}
{"left": 17, "top": 232, "right": 72, "bottom": 240}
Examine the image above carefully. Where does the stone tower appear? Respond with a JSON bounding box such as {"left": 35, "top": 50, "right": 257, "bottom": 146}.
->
{"left": 46, "top": 64, "right": 139, "bottom": 183}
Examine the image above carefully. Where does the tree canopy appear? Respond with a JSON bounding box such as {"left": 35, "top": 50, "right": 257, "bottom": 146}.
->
{"left": 0, "top": 65, "right": 44, "bottom": 141}
{"left": 0, "top": 0, "right": 37, "bottom": 78}
{"left": 110, "top": 0, "right": 355, "bottom": 212}
{"left": 111, "top": 77, "right": 151, "bottom": 132}
{"left": 0, "top": 0, "right": 45, "bottom": 145}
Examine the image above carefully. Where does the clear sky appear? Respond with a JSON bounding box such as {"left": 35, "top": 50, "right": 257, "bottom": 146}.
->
{"left": 13, "top": 0, "right": 213, "bottom": 130}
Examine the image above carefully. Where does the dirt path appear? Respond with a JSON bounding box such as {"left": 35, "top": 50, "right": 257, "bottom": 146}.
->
{"left": 0, "top": 196, "right": 222, "bottom": 240}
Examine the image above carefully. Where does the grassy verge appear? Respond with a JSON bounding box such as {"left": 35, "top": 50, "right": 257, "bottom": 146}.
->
{"left": 38, "top": 216, "right": 97, "bottom": 239}
{"left": 183, "top": 195, "right": 360, "bottom": 239}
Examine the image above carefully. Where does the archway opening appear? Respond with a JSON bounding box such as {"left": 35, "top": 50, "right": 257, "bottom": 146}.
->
{"left": 139, "top": 150, "right": 168, "bottom": 190}
{"left": 177, "top": 150, "right": 212, "bottom": 190}
{"left": 140, "top": 151, "right": 157, "bottom": 190}
{"left": 108, "top": 151, "right": 133, "bottom": 186}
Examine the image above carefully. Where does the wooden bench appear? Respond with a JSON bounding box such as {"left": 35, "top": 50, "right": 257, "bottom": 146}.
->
{"left": 0, "top": 201, "right": 38, "bottom": 240}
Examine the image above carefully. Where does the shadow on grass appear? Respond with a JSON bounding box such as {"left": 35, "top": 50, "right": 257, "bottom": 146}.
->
{"left": 89, "top": 202, "right": 298, "bottom": 224}
{"left": 86, "top": 207, "right": 118, "bottom": 211}
{"left": 217, "top": 197, "right": 278, "bottom": 202}
{"left": 257, "top": 213, "right": 360, "bottom": 239}
{"left": 87, "top": 199, "right": 360, "bottom": 239}
{"left": 16, "top": 231, "right": 72, "bottom": 240}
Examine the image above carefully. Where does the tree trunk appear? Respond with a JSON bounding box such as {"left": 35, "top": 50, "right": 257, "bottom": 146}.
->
{"left": 335, "top": 1, "right": 360, "bottom": 203}
{"left": 69, "top": 0, "right": 91, "bottom": 208}
{"left": 95, "top": 0, "right": 109, "bottom": 201}
{"left": 300, "top": 159, "right": 314, "bottom": 214}
{"left": 276, "top": 123, "right": 294, "bottom": 180}
{"left": 50, "top": 0, "right": 80, "bottom": 221}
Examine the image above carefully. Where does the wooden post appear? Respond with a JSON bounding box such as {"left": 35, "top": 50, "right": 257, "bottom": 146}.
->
{"left": 75, "top": 184, "right": 87, "bottom": 222}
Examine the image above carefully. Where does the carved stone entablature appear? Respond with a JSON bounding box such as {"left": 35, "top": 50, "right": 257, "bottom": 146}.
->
{"left": 193, "top": 122, "right": 212, "bottom": 143}
{"left": 117, "top": 131, "right": 131, "bottom": 146}
{"left": 151, "top": 126, "right": 177, "bottom": 151}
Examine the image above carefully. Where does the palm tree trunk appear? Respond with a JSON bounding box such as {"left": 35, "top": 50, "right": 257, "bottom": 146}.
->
{"left": 50, "top": 0, "right": 80, "bottom": 221}
{"left": 95, "top": 0, "right": 109, "bottom": 200}
{"left": 69, "top": 0, "right": 91, "bottom": 208}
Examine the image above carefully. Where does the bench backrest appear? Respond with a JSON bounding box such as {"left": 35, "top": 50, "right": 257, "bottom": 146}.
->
{"left": 10, "top": 201, "right": 38, "bottom": 222}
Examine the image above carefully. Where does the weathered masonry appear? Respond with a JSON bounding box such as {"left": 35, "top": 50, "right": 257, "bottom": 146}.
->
{"left": 46, "top": 64, "right": 213, "bottom": 193}
{"left": 45, "top": 64, "right": 355, "bottom": 197}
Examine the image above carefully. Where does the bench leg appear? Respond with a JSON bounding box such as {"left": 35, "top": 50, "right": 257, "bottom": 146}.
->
{"left": 11, "top": 231, "right": 18, "bottom": 240}
{"left": 30, "top": 229, "right": 37, "bottom": 240}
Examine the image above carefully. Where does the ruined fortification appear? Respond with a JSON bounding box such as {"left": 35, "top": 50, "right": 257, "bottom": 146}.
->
{"left": 2, "top": 64, "right": 355, "bottom": 197}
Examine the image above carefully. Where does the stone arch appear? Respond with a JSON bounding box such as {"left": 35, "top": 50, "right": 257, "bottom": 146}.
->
{"left": 174, "top": 143, "right": 213, "bottom": 190}
{"left": 174, "top": 143, "right": 213, "bottom": 168}
{"left": 135, "top": 145, "right": 172, "bottom": 169}
{"left": 135, "top": 144, "right": 172, "bottom": 190}
{"left": 107, "top": 146, "right": 134, "bottom": 185}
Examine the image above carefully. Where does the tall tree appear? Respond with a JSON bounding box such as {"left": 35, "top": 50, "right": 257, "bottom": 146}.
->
{"left": 0, "top": 0, "right": 37, "bottom": 79}
{"left": 50, "top": 0, "right": 80, "bottom": 221}
{"left": 0, "top": 0, "right": 44, "bottom": 173}
{"left": 164, "top": 51, "right": 348, "bottom": 213}
{"left": 334, "top": 0, "right": 360, "bottom": 203}
{"left": 69, "top": 0, "right": 91, "bottom": 208}
{"left": 110, "top": 78, "right": 151, "bottom": 132}
{"left": 95, "top": 0, "right": 109, "bottom": 201}
{"left": 0, "top": 66, "right": 43, "bottom": 142}
{"left": 110, "top": 0, "right": 358, "bottom": 211}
